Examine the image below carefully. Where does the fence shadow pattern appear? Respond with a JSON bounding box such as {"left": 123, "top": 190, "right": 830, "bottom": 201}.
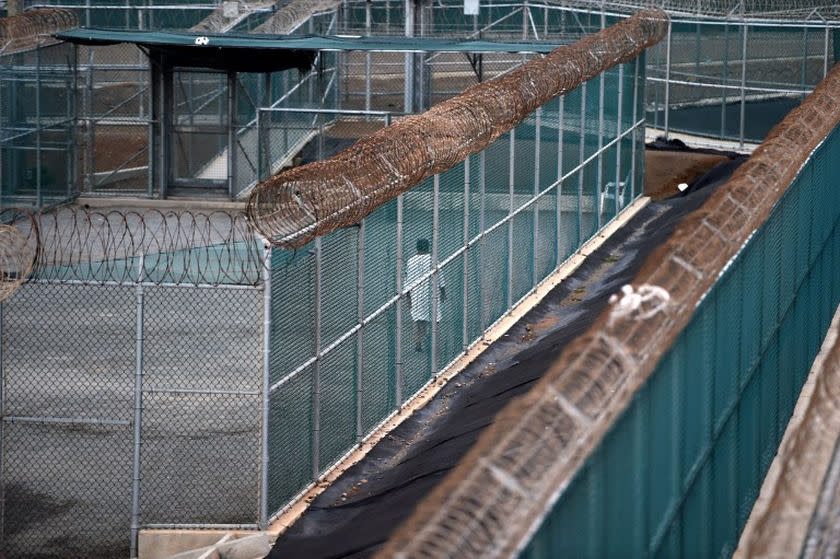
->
{"left": 378, "top": 46, "right": 840, "bottom": 559}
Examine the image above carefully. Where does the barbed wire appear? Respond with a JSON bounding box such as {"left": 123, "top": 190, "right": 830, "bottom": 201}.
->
{"left": 376, "top": 33, "right": 840, "bottom": 559}
{"left": 0, "top": 207, "right": 266, "bottom": 291}
{"left": 246, "top": 8, "right": 669, "bottom": 249}
{"left": 0, "top": 8, "right": 77, "bottom": 54}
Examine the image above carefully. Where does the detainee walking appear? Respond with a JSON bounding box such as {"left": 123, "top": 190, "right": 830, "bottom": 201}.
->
{"left": 405, "top": 238, "right": 445, "bottom": 352}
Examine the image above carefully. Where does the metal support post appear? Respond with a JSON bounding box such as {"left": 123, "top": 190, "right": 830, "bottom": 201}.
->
{"left": 159, "top": 63, "right": 171, "bottom": 199}
{"left": 507, "top": 129, "right": 514, "bottom": 309}
{"left": 596, "top": 67, "right": 605, "bottom": 228}
{"left": 824, "top": 26, "right": 830, "bottom": 78}
{"left": 403, "top": 0, "right": 415, "bottom": 113}
{"left": 721, "top": 22, "right": 730, "bottom": 139}
{"left": 557, "top": 96, "right": 564, "bottom": 266}
{"left": 533, "top": 108, "right": 541, "bottom": 288}
{"left": 257, "top": 109, "right": 264, "bottom": 181}
{"left": 129, "top": 254, "right": 146, "bottom": 559}
{"left": 615, "top": 64, "right": 624, "bottom": 215}
{"left": 259, "top": 245, "right": 272, "bottom": 528}
{"left": 146, "top": 57, "right": 155, "bottom": 198}
{"left": 578, "top": 81, "right": 586, "bottom": 245}
{"left": 365, "top": 1, "right": 372, "bottom": 116}
{"left": 462, "top": 157, "right": 470, "bottom": 351}
{"left": 227, "top": 72, "right": 236, "bottom": 199}
{"left": 312, "top": 237, "right": 322, "bottom": 476}
{"left": 431, "top": 174, "right": 440, "bottom": 375}
{"left": 478, "top": 151, "right": 486, "bottom": 331}
{"left": 35, "top": 45, "right": 43, "bottom": 208}
{"left": 739, "top": 23, "right": 748, "bottom": 149}
{"left": 664, "top": 22, "right": 672, "bottom": 138}
{"left": 0, "top": 301, "right": 5, "bottom": 552}
{"left": 395, "top": 194, "right": 404, "bottom": 405}
{"left": 86, "top": 47, "right": 95, "bottom": 192}
{"left": 801, "top": 26, "right": 809, "bottom": 98}
{"left": 522, "top": 1, "right": 528, "bottom": 40}
{"left": 631, "top": 58, "right": 640, "bottom": 198}
{"left": 355, "top": 220, "right": 365, "bottom": 442}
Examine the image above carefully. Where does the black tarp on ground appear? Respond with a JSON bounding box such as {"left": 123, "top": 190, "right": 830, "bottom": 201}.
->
{"left": 268, "top": 155, "right": 744, "bottom": 559}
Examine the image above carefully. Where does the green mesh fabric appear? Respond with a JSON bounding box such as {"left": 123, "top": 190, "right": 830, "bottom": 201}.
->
{"left": 520, "top": 120, "right": 840, "bottom": 559}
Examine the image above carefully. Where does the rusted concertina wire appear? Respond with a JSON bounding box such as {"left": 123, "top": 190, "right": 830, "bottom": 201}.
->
{"left": 0, "top": 8, "right": 78, "bottom": 54}
{"left": 246, "top": 9, "right": 669, "bottom": 248}
{"left": 375, "top": 48, "right": 840, "bottom": 559}
{"left": 0, "top": 207, "right": 265, "bottom": 292}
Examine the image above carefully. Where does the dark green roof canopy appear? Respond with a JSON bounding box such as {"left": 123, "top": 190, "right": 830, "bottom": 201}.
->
{"left": 55, "top": 28, "right": 562, "bottom": 73}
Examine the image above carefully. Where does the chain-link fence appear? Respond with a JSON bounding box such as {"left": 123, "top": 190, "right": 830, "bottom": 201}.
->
{"left": 76, "top": 42, "right": 151, "bottom": 197}
{"left": 0, "top": 207, "right": 269, "bottom": 559}
{"left": 1, "top": 40, "right": 77, "bottom": 209}
{"left": 377, "top": 42, "right": 840, "bottom": 559}
{"left": 647, "top": 16, "right": 839, "bottom": 146}
{"left": 261, "top": 26, "right": 655, "bottom": 520}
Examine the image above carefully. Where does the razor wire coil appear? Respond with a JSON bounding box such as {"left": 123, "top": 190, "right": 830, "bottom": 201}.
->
{"left": 0, "top": 207, "right": 266, "bottom": 290}
{"left": 0, "top": 8, "right": 78, "bottom": 54}
{"left": 245, "top": 8, "right": 669, "bottom": 249}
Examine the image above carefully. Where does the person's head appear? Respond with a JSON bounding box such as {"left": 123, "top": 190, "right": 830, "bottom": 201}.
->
{"left": 416, "top": 238, "right": 430, "bottom": 254}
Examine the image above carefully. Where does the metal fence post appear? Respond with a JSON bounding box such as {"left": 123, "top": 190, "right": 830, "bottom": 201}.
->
{"left": 596, "top": 64, "right": 604, "bottom": 228}
{"left": 355, "top": 219, "right": 365, "bottom": 442}
{"left": 0, "top": 300, "right": 5, "bottom": 553}
{"left": 365, "top": 1, "right": 372, "bottom": 116}
{"left": 615, "top": 64, "right": 624, "bottom": 215}
{"left": 312, "top": 237, "right": 322, "bottom": 477}
{"left": 533, "top": 107, "right": 540, "bottom": 288}
{"left": 130, "top": 254, "right": 146, "bottom": 559}
{"left": 631, "top": 58, "right": 639, "bottom": 198}
{"left": 824, "top": 26, "right": 830, "bottom": 79}
{"left": 431, "top": 174, "right": 440, "bottom": 375}
{"left": 395, "top": 193, "right": 404, "bottom": 406}
{"left": 479, "top": 151, "right": 486, "bottom": 331}
{"left": 86, "top": 46, "right": 94, "bottom": 192}
{"left": 557, "top": 96, "right": 564, "bottom": 266}
{"left": 227, "top": 71, "right": 236, "bottom": 199}
{"left": 664, "top": 21, "right": 672, "bottom": 138}
{"left": 146, "top": 51, "right": 154, "bottom": 198}
{"left": 462, "top": 156, "right": 470, "bottom": 352}
{"left": 739, "top": 23, "right": 748, "bottom": 149}
{"left": 260, "top": 244, "right": 272, "bottom": 529}
{"left": 403, "top": 0, "right": 414, "bottom": 113}
{"left": 578, "top": 81, "right": 586, "bottom": 245}
{"left": 35, "top": 44, "right": 43, "bottom": 208}
{"left": 507, "top": 129, "right": 514, "bottom": 308}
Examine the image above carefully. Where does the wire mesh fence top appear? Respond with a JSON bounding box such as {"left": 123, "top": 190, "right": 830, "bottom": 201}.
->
{"left": 246, "top": 8, "right": 668, "bottom": 249}
{"left": 1, "top": 206, "right": 267, "bottom": 287}
{"left": 0, "top": 7, "right": 77, "bottom": 54}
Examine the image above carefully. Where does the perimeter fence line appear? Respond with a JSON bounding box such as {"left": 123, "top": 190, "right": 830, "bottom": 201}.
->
{"left": 258, "top": 8, "right": 663, "bottom": 523}
{"left": 336, "top": 1, "right": 840, "bottom": 147}
{"left": 0, "top": 206, "right": 269, "bottom": 559}
{"left": 378, "top": 43, "right": 840, "bottom": 559}
{"left": 0, "top": 9, "right": 665, "bottom": 555}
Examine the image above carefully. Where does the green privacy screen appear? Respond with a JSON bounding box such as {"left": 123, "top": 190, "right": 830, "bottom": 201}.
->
{"left": 520, "top": 114, "right": 840, "bottom": 559}
{"left": 265, "top": 53, "right": 646, "bottom": 514}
